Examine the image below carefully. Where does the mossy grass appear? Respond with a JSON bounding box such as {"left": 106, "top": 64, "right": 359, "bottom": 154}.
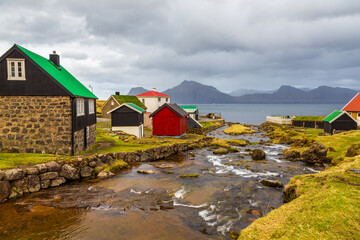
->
{"left": 210, "top": 138, "right": 230, "bottom": 148}
{"left": 96, "top": 100, "right": 106, "bottom": 117}
{"left": 95, "top": 159, "right": 128, "bottom": 174}
{"left": 180, "top": 173, "right": 199, "bottom": 178}
{"left": 224, "top": 124, "right": 255, "bottom": 135}
{"left": 227, "top": 139, "right": 247, "bottom": 146}
{"left": 0, "top": 153, "right": 70, "bottom": 170}
{"left": 293, "top": 116, "right": 325, "bottom": 121}
{"left": 200, "top": 120, "right": 223, "bottom": 128}
{"left": 240, "top": 155, "right": 360, "bottom": 239}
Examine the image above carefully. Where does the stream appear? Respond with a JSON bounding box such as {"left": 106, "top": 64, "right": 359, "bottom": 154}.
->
{"left": 0, "top": 126, "right": 323, "bottom": 240}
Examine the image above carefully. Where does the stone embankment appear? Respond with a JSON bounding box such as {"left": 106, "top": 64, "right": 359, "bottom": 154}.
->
{"left": 0, "top": 137, "right": 212, "bottom": 202}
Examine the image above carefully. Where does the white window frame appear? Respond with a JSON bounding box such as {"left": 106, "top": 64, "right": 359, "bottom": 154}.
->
{"left": 76, "top": 98, "right": 85, "bottom": 116}
{"left": 89, "top": 99, "right": 95, "bottom": 114}
{"left": 7, "top": 58, "right": 26, "bottom": 81}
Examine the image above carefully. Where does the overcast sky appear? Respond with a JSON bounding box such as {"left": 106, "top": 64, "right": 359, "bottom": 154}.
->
{"left": 1, "top": 0, "right": 359, "bottom": 99}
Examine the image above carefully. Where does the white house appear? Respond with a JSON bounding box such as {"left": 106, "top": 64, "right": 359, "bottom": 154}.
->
{"left": 136, "top": 88, "right": 171, "bottom": 113}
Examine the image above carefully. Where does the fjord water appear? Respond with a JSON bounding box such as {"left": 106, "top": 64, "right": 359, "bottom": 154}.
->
{"left": 0, "top": 126, "right": 323, "bottom": 240}
{"left": 197, "top": 103, "right": 344, "bottom": 124}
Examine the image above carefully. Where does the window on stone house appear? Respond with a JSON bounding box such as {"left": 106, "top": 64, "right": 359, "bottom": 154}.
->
{"left": 7, "top": 59, "right": 26, "bottom": 80}
{"left": 77, "top": 98, "right": 85, "bottom": 116}
{"left": 89, "top": 99, "right": 95, "bottom": 114}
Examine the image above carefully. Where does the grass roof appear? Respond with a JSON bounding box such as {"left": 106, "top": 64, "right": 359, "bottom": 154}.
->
{"left": 113, "top": 95, "right": 147, "bottom": 110}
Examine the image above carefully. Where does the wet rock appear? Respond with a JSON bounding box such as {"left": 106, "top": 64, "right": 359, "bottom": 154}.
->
{"left": 283, "top": 149, "right": 300, "bottom": 160}
{"left": 345, "top": 143, "right": 360, "bottom": 157}
{"left": 229, "top": 231, "right": 240, "bottom": 239}
{"left": 260, "top": 179, "right": 284, "bottom": 188}
{"left": 252, "top": 149, "right": 266, "bottom": 160}
{"left": 137, "top": 170, "right": 155, "bottom": 174}
{"left": 246, "top": 209, "right": 262, "bottom": 217}
{"left": 60, "top": 164, "right": 80, "bottom": 180}
{"left": 283, "top": 184, "right": 298, "bottom": 203}
{"left": 301, "top": 142, "right": 328, "bottom": 164}
{"left": 0, "top": 181, "right": 11, "bottom": 200}
{"left": 180, "top": 173, "right": 199, "bottom": 178}
{"left": 213, "top": 148, "right": 229, "bottom": 154}
{"left": 4, "top": 168, "right": 25, "bottom": 181}
{"left": 188, "top": 152, "right": 196, "bottom": 157}
{"left": 45, "top": 161, "right": 61, "bottom": 172}
{"left": 39, "top": 172, "right": 58, "bottom": 180}
{"left": 25, "top": 167, "right": 39, "bottom": 175}
{"left": 97, "top": 171, "right": 115, "bottom": 178}
{"left": 0, "top": 170, "right": 4, "bottom": 181}
{"left": 80, "top": 166, "right": 93, "bottom": 178}
{"left": 50, "top": 177, "right": 66, "bottom": 187}
{"left": 41, "top": 180, "right": 50, "bottom": 189}
{"left": 28, "top": 175, "right": 41, "bottom": 192}
{"left": 152, "top": 163, "right": 175, "bottom": 169}
{"left": 35, "top": 163, "right": 47, "bottom": 173}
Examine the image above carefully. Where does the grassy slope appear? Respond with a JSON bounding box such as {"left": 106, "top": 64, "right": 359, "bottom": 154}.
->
{"left": 240, "top": 126, "right": 360, "bottom": 239}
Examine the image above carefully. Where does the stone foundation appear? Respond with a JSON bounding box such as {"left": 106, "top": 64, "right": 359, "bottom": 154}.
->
{"left": 73, "top": 124, "right": 96, "bottom": 154}
{"left": 0, "top": 137, "right": 212, "bottom": 202}
{"left": 0, "top": 96, "right": 72, "bottom": 155}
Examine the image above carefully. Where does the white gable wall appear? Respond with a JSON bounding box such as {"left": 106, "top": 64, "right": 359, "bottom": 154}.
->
{"left": 137, "top": 96, "right": 170, "bottom": 113}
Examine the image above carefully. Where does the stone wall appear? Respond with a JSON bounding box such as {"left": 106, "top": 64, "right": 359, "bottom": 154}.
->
{"left": 0, "top": 137, "right": 212, "bottom": 202}
{"left": 0, "top": 96, "right": 72, "bottom": 155}
{"left": 101, "top": 97, "right": 119, "bottom": 118}
{"left": 73, "top": 124, "right": 96, "bottom": 154}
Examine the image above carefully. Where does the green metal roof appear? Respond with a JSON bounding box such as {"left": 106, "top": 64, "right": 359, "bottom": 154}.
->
{"left": 126, "top": 103, "right": 146, "bottom": 113}
{"left": 112, "top": 95, "right": 147, "bottom": 110}
{"left": 16, "top": 44, "right": 97, "bottom": 99}
{"left": 180, "top": 105, "right": 197, "bottom": 113}
{"left": 322, "top": 110, "right": 343, "bottom": 123}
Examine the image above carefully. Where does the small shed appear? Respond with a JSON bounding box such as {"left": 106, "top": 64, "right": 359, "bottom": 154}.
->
{"left": 149, "top": 103, "right": 188, "bottom": 136}
{"left": 322, "top": 110, "right": 357, "bottom": 134}
{"left": 180, "top": 105, "right": 199, "bottom": 120}
{"left": 187, "top": 116, "right": 203, "bottom": 128}
{"left": 108, "top": 103, "right": 145, "bottom": 138}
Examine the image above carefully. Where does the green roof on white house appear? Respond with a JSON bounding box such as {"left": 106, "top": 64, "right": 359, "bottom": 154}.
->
{"left": 322, "top": 110, "right": 344, "bottom": 123}
{"left": 16, "top": 44, "right": 97, "bottom": 99}
{"left": 180, "top": 105, "right": 198, "bottom": 113}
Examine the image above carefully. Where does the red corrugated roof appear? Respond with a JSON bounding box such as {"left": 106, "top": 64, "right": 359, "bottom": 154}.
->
{"left": 137, "top": 91, "right": 170, "bottom": 97}
{"left": 343, "top": 93, "right": 360, "bottom": 111}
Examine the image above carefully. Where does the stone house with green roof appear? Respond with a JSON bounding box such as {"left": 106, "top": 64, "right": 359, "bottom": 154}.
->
{"left": 101, "top": 93, "right": 147, "bottom": 119}
{"left": 0, "top": 44, "right": 97, "bottom": 155}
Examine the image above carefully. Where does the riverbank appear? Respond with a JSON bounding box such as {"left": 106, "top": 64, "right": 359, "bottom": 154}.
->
{"left": 239, "top": 124, "right": 360, "bottom": 239}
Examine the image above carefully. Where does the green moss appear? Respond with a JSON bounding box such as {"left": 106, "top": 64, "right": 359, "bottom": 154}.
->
{"left": 227, "top": 139, "right": 247, "bottom": 146}
{"left": 224, "top": 124, "right": 255, "bottom": 135}
{"left": 213, "top": 148, "right": 229, "bottom": 154}
{"left": 180, "top": 173, "right": 199, "bottom": 178}
{"left": 0, "top": 153, "right": 70, "bottom": 170}
{"left": 293, "top": 116, "right": 325, "bottom": 121}
{"left": 95, "top": 159, "right": 128, "bottom": 174}
{"left": 200, "top": 120, "right": 223, "bottom": 128}
{"left": 229, "top": 147, "right": 240, "bottom": 153}
{"left": 167, "top": 171, "right": 174, "bottom": 174}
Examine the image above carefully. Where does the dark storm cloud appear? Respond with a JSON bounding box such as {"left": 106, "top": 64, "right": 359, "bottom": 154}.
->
{"left": 0, "top": 0, "right": 359, "bottom": 99}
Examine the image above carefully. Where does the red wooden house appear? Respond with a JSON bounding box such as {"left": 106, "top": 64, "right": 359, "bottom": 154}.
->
{"left": 149, "top": 103, "right": 188, "bottom": 136}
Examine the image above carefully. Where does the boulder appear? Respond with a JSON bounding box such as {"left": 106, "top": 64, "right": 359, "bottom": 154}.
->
{"left": 41, "top": 180, "right": 50, "bottom": 189}
{"left": 60, "top": 164, "right": 80, "bottom": 180}
{"left": 0, "top": 170, "right": 4, "bottom": 181}
{"left": 39, "top": 172, "right": 59, "bottom": 180}
{"left": 252, "top": 149, "right": 266, "bottom": 160}
{"left": 283, "top": 184, "right": 298, "bottom": 203}
{"left": 283, "top": 149, "right": 300, "bottom": 160}
{"left": 10, "top": 177, "right": 29, "bottom": 196}
{"left": 0, "top": 181, "right": 11, "bottom": 200}
{"left": 213, "top": 148, "right": 229, "bottom": 155}
{"left": 4, "top": 168, "right": 25, "bottom": 181}
{"left": 260, "top": 179, "right": 284, "bottom": 188}
{"left": 44, "top": 161, "right": 62, "bottom": 172}
{"left": 140, "top": 152, "right": 152, "bottom": 162}
{"left": 345, "top": 144, "right": 360, "bottom": 157}
{"left": 137, "top": 170, "right": 155, "bottom": 174}
{"left": 35, "top": 163, "right": 47, "bottom": 173}
{"left": 301, "top": 142, "right": 328, "bottom": 164}
{"left": 28, "top": 175, "right": 41, "bottom": 193}
{"left": 97, "top": 171, "right": 115, "bottom": 178}
{"left": 25, "top": 167, "right": 39, "bottom": 175}
{"left": 50, "top": 177, "right": 66, "bottom": 187}
{"left": 246, "top": 209, "right": 262, "bottom": 217}
{"left": 80, "top": 166, "right": 93, "bottom": 178}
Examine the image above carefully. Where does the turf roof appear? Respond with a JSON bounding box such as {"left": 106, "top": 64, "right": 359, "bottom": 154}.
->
{"left": 16, "top": 44, "right": 97, "bottom": 99}
{"left": 112, "top": 95, "right": 147, "bottom": 110}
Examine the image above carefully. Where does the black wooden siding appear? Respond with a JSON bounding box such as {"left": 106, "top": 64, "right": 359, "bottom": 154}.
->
{"left": 0, "top": 48, "right": 70, "bottom": 96}
{"left": 324, "top": 114, "right": 357, "bottom": 134}
{"left": 72, "top": 98, "right": 97, "bottom": 132}
{"left": 111, "top": 106, "right": 143, "bottom": 127}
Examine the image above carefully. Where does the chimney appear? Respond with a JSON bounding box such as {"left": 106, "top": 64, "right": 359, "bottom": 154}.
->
{"left": 152, "top": 88, "right": 157, "bottom": 92}
{"left": 50, "top": 50, "right": 60, "bottom": 67}
{"left": 115, "top": 91, "right": 120, "bottom": 95}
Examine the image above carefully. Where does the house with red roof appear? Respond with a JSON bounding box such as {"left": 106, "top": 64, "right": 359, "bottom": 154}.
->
{"left": 136, "top": 88, "right": 171, "bottom": 113}
{"left": 342, "top": 93, "right": 360, "bottom": 126}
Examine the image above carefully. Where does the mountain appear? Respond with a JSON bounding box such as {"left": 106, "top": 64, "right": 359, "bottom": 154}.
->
{"left": 236, "top": 85, "right": 358, "bottom": 103}
{"left": 127, "top": 87, "right": 149, "bottom": 96}
{"left": 163, "top": 80, "right": 237, "bottom": 104}
{"left": 228, "top": 89, "right": 275, "bottom": 97}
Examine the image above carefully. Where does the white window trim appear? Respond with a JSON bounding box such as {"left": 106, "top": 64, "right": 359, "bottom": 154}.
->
{"left": 77, "top": 98, "right": 85, "bottom": 116}
{"left": 7, "top": 58, "right": 26, "bottom": 81}
{"left": 89, "top": 99, "right": 95, "bottom": 114}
